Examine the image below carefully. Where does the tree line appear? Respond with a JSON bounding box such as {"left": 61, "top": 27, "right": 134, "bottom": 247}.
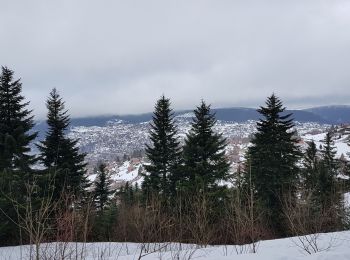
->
{"left": 0, "top": 66, "right": 349, "bottom": 248}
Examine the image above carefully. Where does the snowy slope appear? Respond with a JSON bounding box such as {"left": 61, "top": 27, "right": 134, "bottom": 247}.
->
{"left": 110, "top": 161, "right": 140, "bottom": 182}
{"left": 88, "top": 161, "right": 143, "bottom": 186}
{"left": 302, "top": 132, "right": 350, "bottom": 159}
{"left": 1, "top": 231, "right": 350, "bottom": 260}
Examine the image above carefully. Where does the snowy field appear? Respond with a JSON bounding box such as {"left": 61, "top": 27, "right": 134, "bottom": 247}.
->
{"left": 1, "top": 231, "right": 350, "bottom": 260}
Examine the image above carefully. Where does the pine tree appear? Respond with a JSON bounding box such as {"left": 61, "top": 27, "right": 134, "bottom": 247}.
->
{"left": 122, "top": 182, "right": 135, "bottom": 205}
{"left": 0, "top": 66, "right": 37, "bottom": 173}
{"left": 320, "top": 132, "right": 338, "bottom": 176}
{"left": 92, "top": 163, "right": 116, "bottom": 241}
{"left": 316, "top": 132, "right": 339, "bottom": 208}
{"left": 94, "top": 163, "right": 114, "bottom": 211}
{"left": 38, "top": 88, "right": 88, "bottom": 200}
{"left": 301, "top": 140, "right": 324, "bottom": 213}
{"left": 182, "top": 100, "right": 230, "bottom": 197}
{"left": 302, "top": 140, "right": 319, "bottom": 193}
{"left": 143, "top": 95, "right": 181, "bottom": 200}
{"left": 301, "top": 133, "right": 343, "bottom": 230}
{"left": 246, "top": 94, "right": 300, "bottom": 235}
{"left": 0, "top": 66, "right": 37, "bottom": 245}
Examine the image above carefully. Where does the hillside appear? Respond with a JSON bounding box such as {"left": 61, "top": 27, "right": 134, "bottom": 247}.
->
{"left": 80, "top": 122, "right": 350, "bottom": 189}
{"left": 306, "top": 106, "right": 350, "bottom": 124}
{"left": 33, "top": 105, "right": 350, "bottom": 139}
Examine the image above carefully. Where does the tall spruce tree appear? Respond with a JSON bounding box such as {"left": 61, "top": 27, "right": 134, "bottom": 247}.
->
{"left": 302, "top": 140, "right": 319, "bottom": 193}
{"left": 143, "top": 95, "right": 181, "bottom": 200}
{"left": 0, "top": 66, "right": 37, "bottom": 173}
{"left": 38, "top": 88, "right": 88, "bottom": 200}
{"left": 94, "top": 163, "right": 114, "bottom": 211}
{"left": 316, "top": 132, "right": 339, "bottom": 208}
{"left": 247, "top": 94, "right": 300, "bottom": 235}
{"left": 92, "top": 163, "right": 116, "bottom": 241}
{"left": 182, "top": 101, "right": 230, "bottom": 197}
{"left": 320, "top": 132, "right": 338, "bottom": 176}
{"left": 0, "top": 66, "right": 37, "bottom": 245}
{"left": 120, "top": 181, "right": 136, "bottom": 206}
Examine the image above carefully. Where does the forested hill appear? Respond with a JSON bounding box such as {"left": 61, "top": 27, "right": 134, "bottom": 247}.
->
{"left": 34, "top": 105, "right": 350, "bottom": 133}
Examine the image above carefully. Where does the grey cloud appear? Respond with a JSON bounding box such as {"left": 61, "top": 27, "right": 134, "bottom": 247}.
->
{"left": 1, "top": 0, "right": 350, "bottom": 119}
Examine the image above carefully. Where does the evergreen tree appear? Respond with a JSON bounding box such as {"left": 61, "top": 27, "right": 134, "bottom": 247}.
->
{"left": 316, "top": 132, "right": 340, "bottom": 209}
{"left": 320, "top": 132, "right": 338, "bottom": 176}
{"left": 94, "top": 163, "right": 114, "bottom": 211}
{"left": 246, "top": 94, "right": 300, "bottom": 235}
{"left": 143, "top": 95, "right": 181, "bottom": 200}
{"left": 38, "top": 88, "right": 88, "bottom": 200}
{"left": 302, "top": 140, "right": 319, "bottom": 193}
{"left": 123, "top": 182, "right": 135, "bottom": 205}
{"left": 92, "top": 163, "right": 116, "bottom": 241}
{"left": 301, "top": 140, "right": 324, "bottom": 213}
{"left": 182, "top": 100, "right": 230, "bottom": 197}
{"left": 0, "top": 67, "right": 37, "bottom": 245}
{"left": 301, "top": 133, "right": 343, "bottom": 230}
{"left": 0, "top": 66, "right": 37, "bottom": 173}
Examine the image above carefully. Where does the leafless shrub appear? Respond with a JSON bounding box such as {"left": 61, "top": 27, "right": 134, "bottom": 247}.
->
{"left": 168, "top": 243, "right": 198, "bottom": 260}
{"left": 116, "top": 194, "right": 174, "bottom": 260}
{"left": 283, "top": 192, "right": 338, "bottom": 254}
{"left": 0, "top": 179, "right": 56, "bottom": 260}
{"left": 185, "top": 191, "right": 214, "bottom": 247}
{"left": 223, "top": 186, "right": 265, "bottom": 254}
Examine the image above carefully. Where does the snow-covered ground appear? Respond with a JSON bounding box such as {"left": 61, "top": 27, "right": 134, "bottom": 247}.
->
{"left": 1, "top": 231, "right": 350, "bottom": 260}
{"left": 110, "top": 161, "right": 140, "bottom": 182}
{"left": 303, "top": 132, "right": 350, "bottom": 159}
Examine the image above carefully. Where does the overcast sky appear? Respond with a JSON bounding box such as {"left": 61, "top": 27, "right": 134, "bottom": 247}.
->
{"left": 1, "top": 0, "right": 350, "bottom": 119}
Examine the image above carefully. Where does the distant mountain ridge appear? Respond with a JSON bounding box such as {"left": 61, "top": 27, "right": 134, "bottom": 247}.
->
{"left": 305, "top": 105, "right": 350, "bottom": 124}
{"left": 33, "top": 105, "right": 350, "bottom": 139}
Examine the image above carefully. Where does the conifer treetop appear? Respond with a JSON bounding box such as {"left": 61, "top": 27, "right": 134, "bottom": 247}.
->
{"left": 0, "top": 66, "right": 37, "bottom": 172}
{"left": 143, "top": 95, "right": 181, "bottom": 198}
{"left": 46, "top": 88, "right": 70, "bottom": 133}
{"left": 182, "top": 100, "right": 229, "bottom": 190}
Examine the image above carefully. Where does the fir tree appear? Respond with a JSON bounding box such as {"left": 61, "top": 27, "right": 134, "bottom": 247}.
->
{"left": 38, "top": 88, "right": 88, "bottom": 200}
{"left": 123, "top": 182, "right": 135, "bottom": 205}
{"left": 92, "top": 163, "right": 116, "bottom": 241}
{"left": 302, "top": 140, "right": 319, "bottom": 193}
{"left": 143, "top": 95, "right": 181, "bottom": 200}
{"left": 0, "top": 66, "right": 37, "bottom": 173}
{"left": 246, "top": 94, "right": 300, "bottom": 235}
{"left": 0, "top": 67, "right": 37, "bottom": 245}
{"left": 302, "top": 133, "right": 343, "bottom": 230}
{"left": 94, "top": 163, "right": 114, "bottom": 211}
{"left": 320, "top": 132, "right": 338, "bottom": 176}
{"left": 301, "top": 140, "right": 324, "bottom": 213}
{"left": 182, "top": 100, "right": 230, "bottom": 197}
{"left": 316, "top": 132, "right": 340, "bottom": 209}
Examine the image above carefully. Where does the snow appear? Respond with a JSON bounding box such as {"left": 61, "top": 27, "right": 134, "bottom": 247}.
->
{"left": 87, "top": 173, "right": 97, "bottom": 182}
{"left": 176, "top": 112, "right": 194, "bottom": 118}
{"left": 344, "top": 192, "right": 350, "bottom": 208}
{"left": 1, "top": 231, "right": 350, "bottom": 260}
{"left": 302, "top": 132, "right": 350, "bottom": 159}
{"left": 134, "top": 175, "right": 145, "bottom": 186}
{"left": 110, "top": 161, "right": 140, "bottom": 182}
{"left": 86, "top": 161, "right": 142, "bottom": 185}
